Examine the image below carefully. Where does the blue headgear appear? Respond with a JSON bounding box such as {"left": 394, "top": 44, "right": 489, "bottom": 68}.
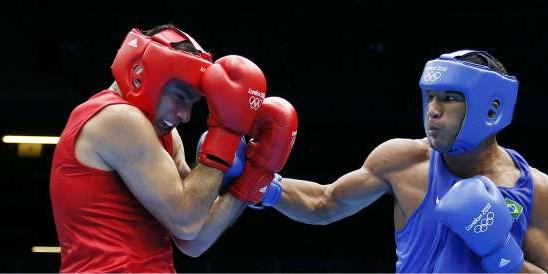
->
{"left": 419, "top": 50, "right": 519, "bottom": 155}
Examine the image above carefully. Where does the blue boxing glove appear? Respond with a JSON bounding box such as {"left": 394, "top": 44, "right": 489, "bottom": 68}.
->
{"left": 434, "top": 176, "right": 524, "bottom": 273}
{"left": 196, "top": 131, "right": 246, "bottom": 189}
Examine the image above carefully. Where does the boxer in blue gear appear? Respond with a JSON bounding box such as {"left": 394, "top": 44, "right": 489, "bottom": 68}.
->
{"left": 258, "top": 50, "right": 548, "bottom": 272}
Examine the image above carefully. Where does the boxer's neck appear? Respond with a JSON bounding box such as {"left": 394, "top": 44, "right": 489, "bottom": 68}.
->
{"left": 109, "top": 82, "right": 123, "bottom": 96}
{"left": 442, "top": 136, "right": 505, "bottom": 178}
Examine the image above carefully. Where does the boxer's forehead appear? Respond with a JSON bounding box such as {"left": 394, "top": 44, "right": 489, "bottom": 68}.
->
{"left": 426, "top": 90, "right": 464, "bottom": 98}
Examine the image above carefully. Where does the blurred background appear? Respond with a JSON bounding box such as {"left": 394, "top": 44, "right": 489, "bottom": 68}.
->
{"left": 1, "top": 0, "right": 547, "bottom": 272}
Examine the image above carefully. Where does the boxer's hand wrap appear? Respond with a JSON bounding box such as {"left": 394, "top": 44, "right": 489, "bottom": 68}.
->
{"left": 434, "top": 176, "right": 524, "bottom": 273}
{"left": 248, "top": 174, "right": 283, "bottom": 210}
{"left": 228, "top": 97, "right": 297, "bottom": 204}
{"left": 198, "top": 55, "right": 266, "bottom": 172}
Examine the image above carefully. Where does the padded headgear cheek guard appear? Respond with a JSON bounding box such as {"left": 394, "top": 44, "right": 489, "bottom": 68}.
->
{"left": 419, "top": 50, "right": 518, "bottom": 155}
{"left": 111, "top": 27, "right": 212, "bottom": 121}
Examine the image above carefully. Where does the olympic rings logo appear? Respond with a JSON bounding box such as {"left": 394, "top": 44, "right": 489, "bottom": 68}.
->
{"left": 473, "top": 212, "right": 495, "bottom": 233}
{"left": 249, "top": 96, "right": 263, "bottom": 110}
{"left": 422, "top": 70, "right": 442, "bottom": 82}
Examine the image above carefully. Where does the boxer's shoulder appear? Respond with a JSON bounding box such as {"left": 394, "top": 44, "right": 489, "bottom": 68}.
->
{"left": 365, "top": 138, "right": 430, "bottom": 176}
{"left": 80, "top": 103, "right": 157, "bottom": 155}
{"left": 96, "top": 103, "right": 146, "bottom": 122}
{"left": 84, "top": 103, "right": 149, "bottom": 135}
{"left": 75, "top": 103, "right": 156, "bottom": 171}
{"left": 530, "top": 168, "right": 548, "bottom": 223}
{"left": 531, "top": 167, "right": 548, "bottom": 187}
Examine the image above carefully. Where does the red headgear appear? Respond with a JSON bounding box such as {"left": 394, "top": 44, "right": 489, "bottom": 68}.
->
{"left": 111, "top": 26, "right": 213, "bottom": 120}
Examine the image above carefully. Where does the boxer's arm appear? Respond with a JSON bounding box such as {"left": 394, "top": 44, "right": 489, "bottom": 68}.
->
{"left": 171, "top": 128, "right": 191, "bottom": 178}
{"left": 522, "top": 170, "right": 548, "bottom": 272}
{"left": 172, "top": 194, "right": 246, "bottom": 257}
{"left": 88, "top": 104, "right": 223, "bottom": 240}
{"left": 170, "top": 130, "right": 246, "bottom": 257}
{"left": 272, "top": 139, "right": 418, "bottom": 225}
{"left": 275, "top": 167, "right": 390, "bottom": 225}
{"left": 522, "top": 261, "right": 546, "bottom": 273}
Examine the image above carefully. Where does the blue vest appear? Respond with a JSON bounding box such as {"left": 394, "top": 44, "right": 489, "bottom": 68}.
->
{"left": 395, "top": 148, "right": 533, "bottom": 273}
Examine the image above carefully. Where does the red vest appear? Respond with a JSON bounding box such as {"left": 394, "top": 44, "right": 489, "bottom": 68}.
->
{"left": 50, "top": 90, "right": 175, "bottom": 273}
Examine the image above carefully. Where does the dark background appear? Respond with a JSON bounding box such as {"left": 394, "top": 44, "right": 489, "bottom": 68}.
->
{"left": 1, "top": 0, "right": 547, "bottom": 272}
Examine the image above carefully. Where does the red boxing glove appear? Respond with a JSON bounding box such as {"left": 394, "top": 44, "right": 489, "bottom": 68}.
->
{"left": 229, "top": 97, "right": 298, "bottom": 203}
{"left": 198, "top": 55, "right": 267, "bottom": 172}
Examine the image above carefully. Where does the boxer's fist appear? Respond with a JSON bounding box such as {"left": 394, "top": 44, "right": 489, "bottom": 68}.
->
{"left": 198, "top": 55, "right": 266, "bottom": 172}
{"left": 434, "top": 176, "right": 524, "bottom": 273}
{"left": 229, "top": 97, "right": 298, "bottom": 203}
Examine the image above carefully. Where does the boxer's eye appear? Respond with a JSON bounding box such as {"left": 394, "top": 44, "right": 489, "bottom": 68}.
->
{"left": 180, "top": 88, "right": 201, "bottom": 104}
{"left": 444, "top": 92, "right": 463, "bottom": 102}
{"left": 174, "top": 92, "right": 188, "bottom": 103}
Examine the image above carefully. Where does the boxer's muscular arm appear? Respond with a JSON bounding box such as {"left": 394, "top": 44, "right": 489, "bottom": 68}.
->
{"left": 171, "top": 129, "right": 191, "bottom": 178}
{"left": 169, "top": 129, "right": 247, "bottom": 257}
{"left": 172, "top": 194, "right": 246, "bottom": 257}
{"left": 274, "top": 138, "right": 419, "bottom": 225}
{"left": 522, "top": 170, "right": 548, "bottom": 273}
{"left": 84, "top": 104, "right": 223, "bottom": 240}
{"left": 275, "top": 168, "right": 389, "bottom": 225}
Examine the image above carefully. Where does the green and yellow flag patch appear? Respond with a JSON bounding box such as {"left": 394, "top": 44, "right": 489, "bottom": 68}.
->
{"left": 505, "top": 198, "right": 524, "bottom": 221}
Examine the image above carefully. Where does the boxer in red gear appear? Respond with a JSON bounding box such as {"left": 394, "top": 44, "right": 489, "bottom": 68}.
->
{"left": 50, "top": 24, "right": 266, "bottom": 272}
